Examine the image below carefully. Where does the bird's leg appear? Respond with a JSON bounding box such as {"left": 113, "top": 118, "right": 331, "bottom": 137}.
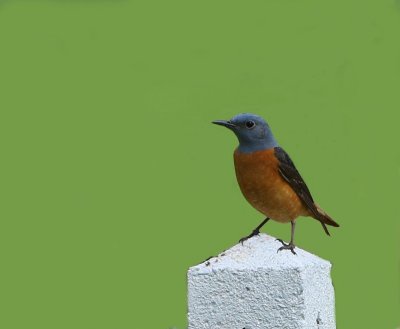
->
{"left": 239, "top": 217, "right": 270, "bottom": 245}
{"left": 277, "top": 221, "right": 297, "bottom": 255}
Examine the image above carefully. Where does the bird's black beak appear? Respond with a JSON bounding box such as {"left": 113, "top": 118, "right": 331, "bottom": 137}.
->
{"left": 212, "top": 120, "right": 236, "bottom": 128}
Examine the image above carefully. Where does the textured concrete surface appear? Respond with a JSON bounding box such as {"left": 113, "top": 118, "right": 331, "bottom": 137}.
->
{"left": 188, "top": 234, "right": 335, "bottom": 329}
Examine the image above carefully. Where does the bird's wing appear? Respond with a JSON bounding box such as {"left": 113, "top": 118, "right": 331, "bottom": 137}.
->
{"left": 274, "top": 147, "right": 319, "bottom": 219}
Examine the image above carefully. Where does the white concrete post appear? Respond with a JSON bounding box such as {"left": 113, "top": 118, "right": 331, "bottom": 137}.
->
{"left": 188, "top": 234, "right": 336, "bottom": 329}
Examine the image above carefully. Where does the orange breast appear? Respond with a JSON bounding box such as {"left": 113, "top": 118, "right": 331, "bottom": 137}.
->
{"left": 233, "top": 148, "right": 309, "bottom": 222}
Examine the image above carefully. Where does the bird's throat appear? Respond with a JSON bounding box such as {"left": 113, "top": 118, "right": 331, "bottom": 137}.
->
{"left": 237, "top": 138, "right": 278, "bottom": 153}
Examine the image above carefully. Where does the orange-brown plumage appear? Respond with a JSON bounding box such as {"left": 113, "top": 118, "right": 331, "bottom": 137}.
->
{"left": 234, "top": 148, "right": 310, "bottom": 223}
{"left": 212, "top": 113, "right": 339, "bottom": 253}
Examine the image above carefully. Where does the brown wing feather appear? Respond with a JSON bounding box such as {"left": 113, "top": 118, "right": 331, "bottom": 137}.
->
{"left": 274, "top": 147, "right": 319, "bottom": 217}
{"left": 274, "top": 147, "right": 339, "bottom": 235}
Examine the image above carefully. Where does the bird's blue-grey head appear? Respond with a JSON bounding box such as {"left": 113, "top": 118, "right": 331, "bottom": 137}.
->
{"left": 212, "top": 113, "right": 278, "bottom": 153}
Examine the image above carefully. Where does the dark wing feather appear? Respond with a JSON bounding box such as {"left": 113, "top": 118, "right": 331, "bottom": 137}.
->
{"left": 274, "top": 147, "right": 320, "bottom": 219}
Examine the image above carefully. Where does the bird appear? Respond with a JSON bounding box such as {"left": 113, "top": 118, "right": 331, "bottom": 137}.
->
{"left": 212, "top": 113, "right": 339, "bottom": 254}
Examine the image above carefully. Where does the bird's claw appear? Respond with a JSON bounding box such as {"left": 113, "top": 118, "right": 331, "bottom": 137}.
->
{"left": 239, "top": 229, "right": 260, "bottom": 245}
{"left": 276, "top": 239, "right": 297, "bottom": 255}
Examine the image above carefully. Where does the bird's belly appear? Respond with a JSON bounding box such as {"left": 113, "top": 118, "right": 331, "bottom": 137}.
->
{"left": 234, "top": 149, "right": 308, "bottom": 222}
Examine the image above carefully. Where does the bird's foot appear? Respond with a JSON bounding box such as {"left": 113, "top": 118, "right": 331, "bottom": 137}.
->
{"left": 276, "top": 239, "right": 297, "bottom": 255}
{"left": 239, "top": 229, "right": 260, "bottom": 245}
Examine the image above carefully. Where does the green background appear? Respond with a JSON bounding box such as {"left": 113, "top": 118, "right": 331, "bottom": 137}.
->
{"left": 0, "top": 0, "right": 399, "bottom": 328}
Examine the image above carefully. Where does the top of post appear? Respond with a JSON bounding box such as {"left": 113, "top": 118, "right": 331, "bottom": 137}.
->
{"left": 190, "top": 234, "right": 332, "bottom": 274}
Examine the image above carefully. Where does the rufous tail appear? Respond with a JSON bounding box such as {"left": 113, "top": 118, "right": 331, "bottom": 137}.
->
{"left": 313, "top": 203, "right": 339, "bottom": 236}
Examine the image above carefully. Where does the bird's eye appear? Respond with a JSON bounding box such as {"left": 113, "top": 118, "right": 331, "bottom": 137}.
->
{"left": 245, "top": 120, "right": 255, "bottom": 129}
